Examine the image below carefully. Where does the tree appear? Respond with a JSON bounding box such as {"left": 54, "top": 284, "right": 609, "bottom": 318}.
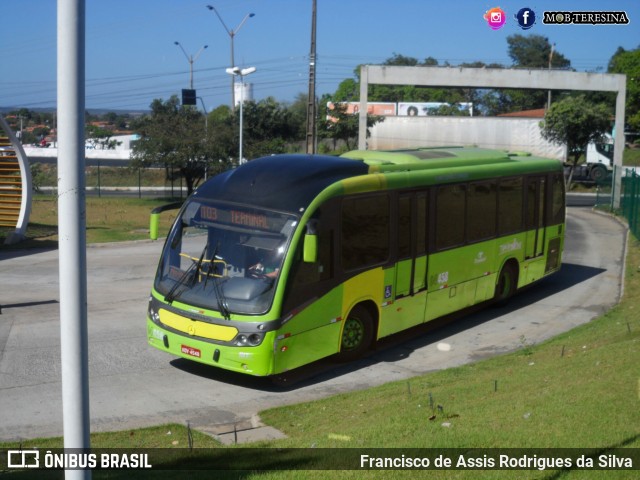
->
{"left": 330, "top": 54, "right": 479, "bottom": 110}
{"left": 497, "top": 34, "right": 573, "bottom": 113}
{"left": 333, "top": 78, "right": 360, "bottom": 102}
{"left": 507, "top": 34, "right": 570, "bottom": 69}
{"left": 86, "top": 124, "right": 121, "bottom": 150}
{"left": 131, "top": 96, "right": 232, "bottom": 195}
{"left": 287, "top": 93, "right": 311, "bottom": 140}
{"left": 240, "top": 97, "right": 298, "bottom": 159}
{"left": 319, "top": 101, "right": 383, "bottom": 151}
{"left": 539, "top": 95, "right": 611, "bottom": 188}
{"left": 608, "top": 46, "right": 640, "bottom": 131}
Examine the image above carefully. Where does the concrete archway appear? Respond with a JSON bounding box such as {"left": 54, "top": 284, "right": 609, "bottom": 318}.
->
{"left": 357, "top": 65, "right": 627, "bottom": 208}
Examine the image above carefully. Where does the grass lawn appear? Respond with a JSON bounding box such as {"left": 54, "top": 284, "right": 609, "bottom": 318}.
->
{"left": 623, "top": 147, "right": 640, "bottom": 166}
{"left": 0, "top": 195, "right": 180, "bottom": 247}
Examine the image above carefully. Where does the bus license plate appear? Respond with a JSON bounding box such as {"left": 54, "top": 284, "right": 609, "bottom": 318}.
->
{"left": 181, "top": 344, "right": 201, "bottom": 358}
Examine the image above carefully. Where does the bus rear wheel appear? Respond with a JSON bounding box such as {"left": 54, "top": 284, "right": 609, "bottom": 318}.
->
{"left": 337, "top": 305, "right": 374, "bottom": 362}
{"left": 494, "top": 262, "right": 518, "bottom": 305}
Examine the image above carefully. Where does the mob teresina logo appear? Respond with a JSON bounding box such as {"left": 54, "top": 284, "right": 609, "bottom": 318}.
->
{"left": 543, "top": 10, "right": 629, "bottom": 25}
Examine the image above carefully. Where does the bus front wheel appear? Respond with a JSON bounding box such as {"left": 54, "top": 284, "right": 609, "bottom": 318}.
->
{"left": 494, "top": 262, "right": 518, "bottom": 305}
{"left": 337, "top": 305, "right": 374, "bottom": 362}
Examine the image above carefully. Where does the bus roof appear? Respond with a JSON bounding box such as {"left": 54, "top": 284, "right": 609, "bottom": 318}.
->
{"left": 194, "top": 148, "right": 561, "bottom": 215}
{"left": 193, "top": 154, "right": 368, "bottom": 213}
{"left": 344, "top": 147, "right": 560, "bottom": 187}
{"left": 341, "top": 146, "right": 529, "bottom": 171}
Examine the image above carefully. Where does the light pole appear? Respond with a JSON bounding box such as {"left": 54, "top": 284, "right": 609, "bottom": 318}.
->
{"left": 547, "top": 43, "right": 555, "bottom": 110}
{"left": 226, "top": 66, "right": 256, "bottom": 164}
{"left": 174, "top": 41, "right": 208, "bottom": 89}
{"left": 206, "top": 5, "right": 255, "bottom": 107}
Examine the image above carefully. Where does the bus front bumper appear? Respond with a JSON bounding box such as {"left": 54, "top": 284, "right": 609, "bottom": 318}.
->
{"left": 147, "top": 318, "right": 275, "bottom": 377}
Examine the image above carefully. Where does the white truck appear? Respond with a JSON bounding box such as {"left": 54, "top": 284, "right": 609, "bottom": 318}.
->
{"left": 565, "top": 135, "right": 613, "bottom": 183}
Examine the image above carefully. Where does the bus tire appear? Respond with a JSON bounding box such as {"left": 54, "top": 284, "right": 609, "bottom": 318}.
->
{"left": 336, "top": 305, "right": 374, "bottom": 362}
{"left": 494, "top": 261, "right": 518, "bottom": 306}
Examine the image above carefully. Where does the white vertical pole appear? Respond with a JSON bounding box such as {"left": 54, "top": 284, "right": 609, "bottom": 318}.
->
{"left": 358, "top": 65, "right": 369, "bottom": 150}
{"left": 57, "top": 1, "right": 91, "bottom": 478}
{"left": 239, "top": 77, "right": 244, "bottom": 164}
{"left": 612, "top": 75, "right": 626, "bottom": 210}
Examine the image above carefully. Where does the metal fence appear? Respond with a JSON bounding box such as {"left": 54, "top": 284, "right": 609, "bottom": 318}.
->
{"left": 621, "top": 168, "right": 640, "bottom": 239}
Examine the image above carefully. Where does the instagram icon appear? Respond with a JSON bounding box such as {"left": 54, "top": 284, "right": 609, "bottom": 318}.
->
{"left": 484, "top": 6, "right": 507, "bottom": 30}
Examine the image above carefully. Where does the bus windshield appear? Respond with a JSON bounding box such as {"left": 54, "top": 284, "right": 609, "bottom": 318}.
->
{"left": 155, "top": 199, "right": 298, "bottom": 316}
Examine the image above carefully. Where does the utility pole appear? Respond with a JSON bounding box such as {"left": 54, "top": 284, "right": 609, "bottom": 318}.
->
{"left": 226, "top": 67, "right": 256, "bottom": 164}
{"left": 206, "top": 5, "right": 254, "bottom": 107}
{"left": 305, "top": 0, "right": 317, "bottom": 154}
{"left": 174, "top": 41, "right": 208, "bottom": 90}
{"left": 547, "top": 43, "right": 555, "bottom": 110}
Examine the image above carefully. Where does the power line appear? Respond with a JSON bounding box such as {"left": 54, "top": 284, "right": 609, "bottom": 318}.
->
{"left": 0, "top": 52, "right": 617, "bottom": 111}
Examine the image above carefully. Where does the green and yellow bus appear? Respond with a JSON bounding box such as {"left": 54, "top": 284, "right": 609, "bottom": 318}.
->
{"left": 147, "top": 147, "right": 565, "bottom": 376}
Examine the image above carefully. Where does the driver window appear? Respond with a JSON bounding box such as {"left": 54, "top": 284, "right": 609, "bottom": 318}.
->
{"left": 288, "top": 206, "right": 334, "bottom": 287}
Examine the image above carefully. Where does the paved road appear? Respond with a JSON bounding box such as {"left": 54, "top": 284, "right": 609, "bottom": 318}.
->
{"left": 0, "top": 207, "right": 627, "bottom": 441}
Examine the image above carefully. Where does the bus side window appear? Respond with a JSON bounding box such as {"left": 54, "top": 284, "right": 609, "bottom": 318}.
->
{"left": 416, "top": 193, "right": 427, "bottom": 255}
{"left": 398, "top": 193, "right": 427, "bottom": 258}
{"left": 341, "top": 194, "right": 390, "bottom": 270}
{"left": 435, "top": 184, "right": 466, "bottom": 250}
{"left": 549, "top": 173, "right": 565, "bottom": 225}
{"left": 498, "top": 177, "right": 523, "bottom": 235}
{"left": 526, "top": 176, "right": 546, "bottom": 229}
{"left": 467, "top": 181, "right": 497, "bottom": 243}
{"left": 539, "top": 178, "right": 547, "bottom": 228}
{"left": 282, "top": 211, "right": 334, "bottom": 314}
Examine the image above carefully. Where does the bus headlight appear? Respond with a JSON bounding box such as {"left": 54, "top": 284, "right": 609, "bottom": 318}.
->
{"left": 234, "top": 333, "right": 264, "bottom": 346}
{"left": 148, "top": 304, "right": 160, "bottom": 323}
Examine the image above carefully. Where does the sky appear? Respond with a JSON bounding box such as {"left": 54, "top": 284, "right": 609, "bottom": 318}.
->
{"left": 1, "top": 0, "right": 638, "bottom": 113}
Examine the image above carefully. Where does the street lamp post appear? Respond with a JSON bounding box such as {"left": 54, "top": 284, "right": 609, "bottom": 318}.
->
{"left": 206, "top": 5, "right": 255, "bottom": 107}
{"left": 226, "top": 66, "right": 256, "bottom": 164}
{"left": 174, "top": 41, "right": 208, "bottom": 89}
{"left": 547, "top": 43, "right": 555, "bottom": 110}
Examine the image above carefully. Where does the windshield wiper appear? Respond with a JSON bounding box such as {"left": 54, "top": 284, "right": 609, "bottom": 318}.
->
{"left": 199, "top": 242, "right": 231, "bottom": 320}
{"left": 202, "top": 242, "right": 218, "bottom": 291}
{"left": 211, "top": 255, "right": 231, "bottom": 320}
{"left": 215, "top": 278, "right": 231, "bottom": 321}
{"left": 164, "top": 243, "right": 207, "bottom": 304}
{"left": 191, "top": 243, "right": 209, "bottom": 287}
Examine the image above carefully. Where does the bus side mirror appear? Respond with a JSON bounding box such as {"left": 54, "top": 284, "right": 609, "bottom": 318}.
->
{"left": 149, "top": 201, "right": 183, "bottom": 241}
{"left": 303, "top": 233, "right": 318, "bottom": 263}
{"left": 303, "top": 220, "right": 318, "bottom": 263}
{"left": 150, "top": 213, "right": 160, "bottom": 240}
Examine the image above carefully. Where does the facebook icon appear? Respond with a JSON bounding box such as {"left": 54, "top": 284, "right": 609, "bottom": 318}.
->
{"left": 515, "top": 7, "right": 536, "bottom": 29}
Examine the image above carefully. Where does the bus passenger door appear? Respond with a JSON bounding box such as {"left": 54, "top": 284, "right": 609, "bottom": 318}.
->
{"left": 395, "top": 195, "right": 413, "bottom": 297}
{"left": 387, "top": 193, "right": 428, "bottom": 336}
{"left": 525, "top": 176, "right": 546, "bottom": 259}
